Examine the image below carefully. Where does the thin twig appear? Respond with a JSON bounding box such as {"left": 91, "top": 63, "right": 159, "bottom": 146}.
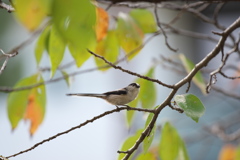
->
{"left": 0, "top": 0, "right": 14, "bottom": 12}
{"left": 119, "top": 17, "right": 240, "bottom": 160}
{"left": 206, "top": 33, "right": 240, "bottom": 92}
{"left": 154, "top": 4, "right": 178, "bottom": 52}
{"left": 169, "top": 103, "right": 184, "bottom": 113}
{"left": 0, "top": 49, "right": 18, "bottom": 75}
{"left": 212, "top": 86, "right": 240, "bottom": 100}
{"left": 87, "top": 49, "right": 174, "bottom": 89}
{"left": 186, "top": 81, "right": 191, "bottom": 93}
{"left": 0, "top": 22, "right": 48, "bottom": 59}
{"left": 206, "top": 124, "right": 240, "bottom": 142}
{"left": 164, "top": 23, "right": 235, "bottom": 50}
{"left": 0, "top": 31, "right": 161, "bottom": 92}
{"left": 0, "top": 65, "right": 111, "bottom": 92}
{"left": 6, "top": 106, "right": 155, "bottom": 159}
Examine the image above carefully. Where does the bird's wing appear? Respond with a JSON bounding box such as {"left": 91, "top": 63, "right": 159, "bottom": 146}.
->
{"left": 104, "top": 88, "right": 127, "bottom": 96}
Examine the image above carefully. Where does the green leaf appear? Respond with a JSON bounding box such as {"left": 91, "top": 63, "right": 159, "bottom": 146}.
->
{"left": 174, "top": 94, "right": 205, "bottom": 123}
{"left": 159, "top": 122, "right": 181, "bottom": 160}
{"left": 143, "top": 113, "right": 156, "bottom": 153}
{"left": 49, "top": 26, "right": 66, "bottom": 77}
{"left": 61, "top": 70, "right": 70, "bottom": 87}
{"left": 52, "top": 0, "right": 96, "bottom": 67}
{"left": 236, "top": 145, "right": 240, "bottom": 160}
{"left": 129, "top": 9, "right": 157, "bottom": 33}
{"left": 95, "top": 30, "right": 119, "bottom": 71}
{"left": 118, "top": 129, "right": 144, "bottom": 160}
{"left": 137, "top": 67, "right": 156, "bottom": 109}
{"left": 136, "top": 152, "right": 156, "bottom": 160}
{"left": 126, "top": 67, "right": 156, "bottom": 126}
{"left": 7, "top": 74, "right": 46, "bottom": 134}
{"left": 68, "top": 44, "right": 92, "bottom": 67}
{"left": 14, "top": 0, "right": 50, "bottom": 31}
{"left": 7, "top": 75, "right": 38, "bottom": 129}
{"left": 116, "top": 12, "right": 143, "bottom": 59}
{"left": 179, "top": 54, "right": 206, "bottom": 95}
{"left": 126, "top": 96, "right": 138, "bottom": 127}
{"left": 35, "top": 25, "right": 50, "bottom": 65}
{"left": 178, "top": 138, "right": 190, "bottom": 160}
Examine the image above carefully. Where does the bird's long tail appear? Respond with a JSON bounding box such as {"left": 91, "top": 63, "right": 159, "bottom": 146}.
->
{"left": 66, "top": 93, "right": 105, "bottom": 98}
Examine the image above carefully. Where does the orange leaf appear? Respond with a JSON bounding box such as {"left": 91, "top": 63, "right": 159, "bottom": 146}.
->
{"left": 7, "top": 74, "right": 46, "bottom": 135}
{"left": 218, "top": 144, "right": 236, "bottom": 160}
{"left": 24, "top": 85, "right": 46, "bottom": 135}
{"left": 24, "top": 93, "right": 43, "bottom": 135}
{"left": 96, "top": 7, "right": 109, "bottom": 42}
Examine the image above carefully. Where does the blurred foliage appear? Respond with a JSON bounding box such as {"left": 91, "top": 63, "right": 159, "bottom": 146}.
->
{"left": 2, "top": 0, "right": 209, "bottom": 159}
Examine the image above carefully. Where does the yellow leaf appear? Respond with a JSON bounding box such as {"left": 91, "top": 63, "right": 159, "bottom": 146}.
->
{"left": 116, "top": 12, "right": 144, "bottom": 59}
{"left": 96, "top": 7, "right": 109, "bottom": 42}
{"left": 95, "top": 30, "right": 119, "bottom": 70}
{"left": 14, "top": 0, "right": 50, "bottom": 31}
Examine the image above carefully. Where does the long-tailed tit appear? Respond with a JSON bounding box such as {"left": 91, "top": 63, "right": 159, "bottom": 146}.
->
{"left": 66, "top": 83, "right": 140, "bottom": 107}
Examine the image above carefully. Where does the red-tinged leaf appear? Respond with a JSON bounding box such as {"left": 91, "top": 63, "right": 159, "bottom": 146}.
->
{"left": 116, "top": 12, "right": 144, "bottom": 59}
{"left": 14, "top": 0, "right": 50, "bottom": 31}
{"left": 96, "top": 7, "right": 109, "bottom": 42}
{"left": 24, "top": 77, "right": 46, "bottom": 135}
{"left": 7, "top": 75, "right": 38, "bottom": 130}
{"left": 7, "top": 74, "right": 46, "bottom": 135}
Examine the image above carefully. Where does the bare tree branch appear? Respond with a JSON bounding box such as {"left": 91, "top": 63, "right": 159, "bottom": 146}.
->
{"left": 87, "top": 49, "right": 174, "bottom": 89}
{"left": 206, "top": 124, "right": 240, "bottom": 142}
{"left": 2, "top": 1, "right": 240, "bottom": 160}
{"left": 6, "top": 106, "right": 155, "bottom": 159}
{"left": 154, "top": 4, "right": 178, "bottom": 52}
{"left": 0, "top": 0, "right": 14, "bottom": 12}
{"left": 119, "top": 17, "right": 240, "bottom": 160}
{"left": 0, "top": 49, "right": 18, "bottom": 75}
{"left": 206, "top": 33, "right": 240, "bottom": 92}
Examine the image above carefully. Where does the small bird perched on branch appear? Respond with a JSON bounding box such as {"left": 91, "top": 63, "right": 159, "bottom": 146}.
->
{"left": 66, "top": 83, "right": 140, "bottom": 107}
